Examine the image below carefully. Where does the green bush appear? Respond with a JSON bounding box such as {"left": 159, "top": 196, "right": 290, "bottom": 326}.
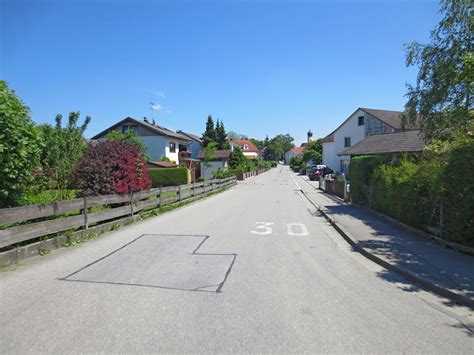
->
{"left": 442, "top": 140, "right": 474, "bottom": 244}
{"left": 148, "top": 168, "right": 188, "bottom": 187}
{"left": 371, "top": 157, "right": 424, "bottom": 227}
{"left": 14, "top": 189, "right": 78, "bottom": 206}
{"left": 213, "top": 168, "right": 234, "bottom": 179}
{"left": 349, "top": 155, "right": 390, "bottom": 204}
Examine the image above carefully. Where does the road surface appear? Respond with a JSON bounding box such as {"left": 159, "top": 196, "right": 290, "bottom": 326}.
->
{"left": 1, "top": 166, "right": 473, "bottom": 353}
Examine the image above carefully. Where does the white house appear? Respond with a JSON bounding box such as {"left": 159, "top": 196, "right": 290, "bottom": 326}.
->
{"left": 229, "top": 140, "right": 262, "bottom": 160}
{"left": 322, "top": 108, "right": 413, "bottom": 174}
{"left": 91, "top": 117, "right": 190, "bottom": 164}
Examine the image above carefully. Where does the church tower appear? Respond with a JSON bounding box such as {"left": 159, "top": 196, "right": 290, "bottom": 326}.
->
{"left": 307, "top": 129, "right": 313, "bottom": 143}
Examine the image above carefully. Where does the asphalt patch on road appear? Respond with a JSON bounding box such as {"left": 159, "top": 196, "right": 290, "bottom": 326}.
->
{"left": 61, "top": 234, "right": 236, "bottom": 293}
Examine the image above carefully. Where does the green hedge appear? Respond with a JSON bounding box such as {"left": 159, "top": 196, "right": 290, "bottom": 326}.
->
{"left": 148, "top": 168, "right": 188, "bottom": 187}
{"left": 348, "top": 140, "right": 474, "bottom": 245}
{"left": 442, "top": 141, "right": 474, "bottom": 244}
{"left": 349, "top": 155, "right": 390, "bottom": 204}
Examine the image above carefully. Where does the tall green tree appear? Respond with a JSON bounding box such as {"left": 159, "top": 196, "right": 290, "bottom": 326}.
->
{"left": 39, "top": 112, "right": 90, "bottom": 194}
{"left": 202, "top": 115, "right": 216, "bottom": 147}
{"left": 215, "top": 119, "right": 228, "bottom": 149}
{"left": 404, "top": 0, "right": 473, "bottom": 139}
{"left": 250, "top": 138, "right": 264, "bottom": 151}
{"left": 303, "top": 139, "right": 323, "bottom": 164}
{"left": 0, "top": 81, "right": 43, "bottom": 207}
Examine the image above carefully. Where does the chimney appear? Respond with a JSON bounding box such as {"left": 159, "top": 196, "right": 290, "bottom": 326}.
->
{"left": 143, "top": 117, "right": 149, "bottom": 123}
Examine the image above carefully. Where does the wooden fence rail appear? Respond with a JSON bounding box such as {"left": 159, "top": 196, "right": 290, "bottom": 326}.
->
{"left": 0, "top": 176, "right": 236, "bottom": 249}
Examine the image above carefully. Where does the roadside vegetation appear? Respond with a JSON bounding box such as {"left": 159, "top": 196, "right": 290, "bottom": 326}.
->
{"left": 349, "top": 0, "right": 473, "bottom": 246}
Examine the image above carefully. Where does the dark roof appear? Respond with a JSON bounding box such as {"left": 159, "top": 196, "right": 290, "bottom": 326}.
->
{"left": 177, "top": 130, "right": 203, "bottom": 144}
{"left": 148, "top": 161, "right": 179, "bottom": 168}
{"left": 91, "top": 117, "right": 186, "bottom": 140}
{"left": 321, "top": 107, "right": 420, "bottom": 143}
{"left": 197, "top": 150, "right": 232, "bottom": 160}
{"left": 338, "top": 130, "right": 425, "bottom": 156}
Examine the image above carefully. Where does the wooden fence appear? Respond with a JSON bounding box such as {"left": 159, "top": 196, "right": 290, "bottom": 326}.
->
{"left": 235, "top": 168, "right": 269, "bottom": 181}
{"left": 0, "top": 177, "right": 236, "bottom": 250}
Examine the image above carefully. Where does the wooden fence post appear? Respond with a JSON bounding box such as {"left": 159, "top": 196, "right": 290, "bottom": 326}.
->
{"left": 178, "top": 185, "right": 182, "bottom": 201}
{"left": 130, "top": 191, "right": 134, "bottom": 216}
{"left": 192, "top": 183, "right": 195, "bottom": 197}
{"left": 83, "top": 196, "right": 89, "bottom": 230}
{"left": 158, "top": 187, "right": 162, "bottom": 208}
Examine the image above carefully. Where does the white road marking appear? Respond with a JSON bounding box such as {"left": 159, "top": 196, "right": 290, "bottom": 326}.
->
{"left": 287, "top": 223, "right": 309, "bottom": 236}
{"left": 290, "top": 173, "right": 302, "bottom": 190}
{"left": 250, "top": 222, "right": 274, "bottom": 235}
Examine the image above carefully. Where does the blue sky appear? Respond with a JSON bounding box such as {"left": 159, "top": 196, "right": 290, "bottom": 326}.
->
{"left": 2, "top": 0, "right": 440, "bottom": 144}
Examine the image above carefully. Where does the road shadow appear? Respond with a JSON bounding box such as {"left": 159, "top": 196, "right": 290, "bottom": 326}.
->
{"left": 323, "top": 203, "right": 474, "bottom": 309}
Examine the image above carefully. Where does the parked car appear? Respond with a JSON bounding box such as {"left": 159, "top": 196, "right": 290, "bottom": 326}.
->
{"left": 309, "top": 166, "right": 334, "bottom": 181}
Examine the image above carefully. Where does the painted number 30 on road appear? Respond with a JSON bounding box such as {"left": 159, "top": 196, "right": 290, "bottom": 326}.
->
{"left": 250, "top": 222, "right": 309, "bottom": 236}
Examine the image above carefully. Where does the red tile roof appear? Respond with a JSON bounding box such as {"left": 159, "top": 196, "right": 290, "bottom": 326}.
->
{"left": 230, "top": 140, "right": 260, "bottom": 153}
{"left": 292, "top": 147, "right": 304, "bottom": 154}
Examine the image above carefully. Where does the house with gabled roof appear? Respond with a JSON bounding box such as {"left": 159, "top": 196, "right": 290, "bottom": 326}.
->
{"left": 229, "top": 140, "right": 262, "bottom": 160}
{"left": 91, "top": 117, "right": 190, "bottom": 163}
{"left": 322, "top": 108, "right": 418, "bottom": 173}
{"left": 176, "top": 130, "right": 203, "bottom": 160}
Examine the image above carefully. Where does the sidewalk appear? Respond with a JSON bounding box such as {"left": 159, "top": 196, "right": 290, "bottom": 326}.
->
{"left": 297, "top": 174, "right": 474, "bottom": 308}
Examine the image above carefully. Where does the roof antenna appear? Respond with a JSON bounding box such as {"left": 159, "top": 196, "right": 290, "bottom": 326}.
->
{"left": 150, "top": 102, "right": 157, "bottom": 125}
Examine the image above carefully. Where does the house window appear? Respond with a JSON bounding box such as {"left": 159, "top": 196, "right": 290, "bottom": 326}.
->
{"left": 344, "top": 137, "right": 351, "bottom": 147}
{"left": 169, "top": 142, "right": 176, "bottom": 153}
{"left": 122, "top": 125, "right": 138, "bottom": 134}
{"left": 358, "top": 116, "right": 364, "bottom": 126}
{"left": 243, "top": 144, "right": 249, "bottom": 150}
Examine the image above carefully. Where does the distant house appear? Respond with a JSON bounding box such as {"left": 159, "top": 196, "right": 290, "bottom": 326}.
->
{"left": 197, "top": 150, "right": 232, "bottom": 180}
{"left": 229, "top": 140, "right": 262, "bottom": 160}
{"left": 91, "top": 117, "right": 190, "bottom": 164}
{"left": 338, "top": 130, "right": 425, "bottom": 158}
{"left": 176, "top": 131, "right": 203, "bottom": 160}
{"left": 284, "top": 147, "right": 304, "bottom": 164}
{"left": 322, "top": 108, "right": 418, "bottom": 173}
{"left": 284, "top": 130, "right": 314, "bottom": 163}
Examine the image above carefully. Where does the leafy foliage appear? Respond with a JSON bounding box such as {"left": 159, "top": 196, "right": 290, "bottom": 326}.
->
{"left": 106, "top": 129, "right": 147, "bottom": 156}
{"left": 38, "top": 112, "right": 90, "bottom": 196}
{"left": 302, "top": 139, "right": 323, "bottom": 164}
{"left": 0, "top": 81, "right": 43, "bottom": 207}
{"left": 404, "top": 0, "right": 474, "bottom": 139}
{"left": 229, "top": 147, "right": 247, "bottom": 169}
{"left": 73, "top": 140, "right": 151, "bottom": 195}
{"left": 289, "top": 156, "right": 304, "bottom": 172}
{"left": 349, "top": 137, "right": 474, "bottom": 245}
{"left": 264, "top": 134, "right": 294, "bottom": 161}
{"left": 148, "top": 167, "right": 188, "bottom": 187}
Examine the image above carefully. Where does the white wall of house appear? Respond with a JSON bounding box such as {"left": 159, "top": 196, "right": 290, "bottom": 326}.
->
{"left": 242, "top": 152, "right": 259, "bottom": 159}
{"left": 322, "top": 141, "right": 335, "bottom": 170}
{"left": 323, "top": 109, "right": 395, "bottom": 174}
{"left": 141, "top": 136, "right": 187, "bottom": 163}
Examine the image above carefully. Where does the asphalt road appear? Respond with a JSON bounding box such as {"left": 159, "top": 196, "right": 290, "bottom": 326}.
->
{"left": 1, "top": 166, "right": 473, "bottom": 353}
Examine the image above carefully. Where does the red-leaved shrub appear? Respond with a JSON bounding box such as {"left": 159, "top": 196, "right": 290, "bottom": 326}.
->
{"left": 73, "top": 140, "right": 151, "bottom": 196}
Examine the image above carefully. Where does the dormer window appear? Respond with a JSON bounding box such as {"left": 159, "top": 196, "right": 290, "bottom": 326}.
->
{"left": 243, "top": 144, "right": 249, "bottom": 150}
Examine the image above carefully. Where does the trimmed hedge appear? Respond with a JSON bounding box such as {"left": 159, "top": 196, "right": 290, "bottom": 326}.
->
{"left": 442, "top": 141, "right": 474, "bottom": 244}
{"left": 349, "top": 139, "right": 474, "bottom": 246}
{"left": 148, "top": 168, "right": 188, "bottom": 187}
{"left": 349, "top": 155, "right": 390, "bottom": 204}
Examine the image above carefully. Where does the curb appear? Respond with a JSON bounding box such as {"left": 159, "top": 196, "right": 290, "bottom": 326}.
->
{"left": 298, "top": 188, "right": 474, "bottom": 310}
